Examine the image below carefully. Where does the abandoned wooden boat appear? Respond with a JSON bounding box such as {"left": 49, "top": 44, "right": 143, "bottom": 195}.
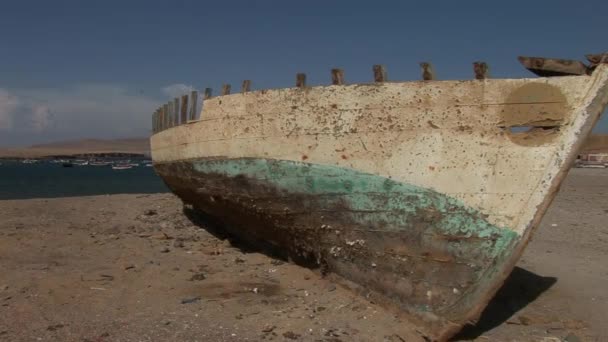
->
{"left": 150, "top": 55, "right": 608, "bottom": 341}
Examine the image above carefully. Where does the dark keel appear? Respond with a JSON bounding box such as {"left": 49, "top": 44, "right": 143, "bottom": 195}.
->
{"left": 154, "top": 158, "right": 520, "bottom": 339}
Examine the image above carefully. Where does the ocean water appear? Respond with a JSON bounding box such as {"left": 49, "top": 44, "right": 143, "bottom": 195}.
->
{"left": 0, "top": 161, "right": 169, "bottom": 200}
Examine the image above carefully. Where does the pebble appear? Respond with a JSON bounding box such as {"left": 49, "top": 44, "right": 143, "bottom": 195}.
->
{"left": 160, "top": 247, "right": 170, "bottom": 253}
{"left": 262, "top": 324, "right": 276, "bottom": 332}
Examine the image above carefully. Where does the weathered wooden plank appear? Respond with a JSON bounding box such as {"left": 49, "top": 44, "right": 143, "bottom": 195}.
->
{"left": 180, "top": 94, "right": 188, "bottom": 124}
{"left": 167, "top": 102, "right": 174, "bottom": 128}
{"left": 204, "top": 88, "right": 213, "bottom": 100}
{"left": 373, "top": 65, "right": 387, "bottom": 82}
{"left": 241, "top": 80, "right": 251, "bottom": 93}
{"left": 586, "top": 53, "right": 608, "bottom": 65}
{"left": 518, "top": 56, "right": 588, "bottom": 76}
{"left": 221, "top": 84, "right": 231, "bottom": 96}
{"left": 189, "top": 91, "right": 198, "bottom": 121}
{"left": 173, "top": 98, "right": 180, "bottom": 126}
{"left": 153, "top": 110, "right": 158, "bottom": 133}
{"left": 473, "top": 62, "right": 489, "bottom": 79}
{"left": 420, "top": 62, "right": 435, "bottom": 81}
{"left": 159, "top": 107, "right": 164, "bottom": 131}
{"left": 162, "top": 104, "right": 169, "bottom": 130}
{"left": 331, "top": 69, "right": 344, "bottom": 85}
{"left": 296, "top": 73, "right": 306, "bottom": 88}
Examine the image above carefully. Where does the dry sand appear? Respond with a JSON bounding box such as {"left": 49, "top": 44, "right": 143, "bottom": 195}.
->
{"left": 0, "top": 168, "right": 606, "bottom": 341}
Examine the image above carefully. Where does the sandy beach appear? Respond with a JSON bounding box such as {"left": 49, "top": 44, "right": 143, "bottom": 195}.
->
{"left": 0, "top": 168, "right": 606, "bottom": 341}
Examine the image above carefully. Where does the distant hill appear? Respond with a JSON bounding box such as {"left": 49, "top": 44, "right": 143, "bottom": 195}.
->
{"left": 0, "top": 138, "right": 150, "bottom": 158}
{"left": 0, "top": 134, "right": 606, "bottom": 159}
{"left": 581, "top": 134, "right": 608, "bottom": 153}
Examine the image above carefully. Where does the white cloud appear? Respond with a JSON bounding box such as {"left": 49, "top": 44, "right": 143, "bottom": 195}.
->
{"left": 30, "top": 105, "right": 53, "bottom": 132}
{"left": 0, "top": 84, "right": 162, "bottom": 146}
{"left": 162, "top": 83, "right": 195, "bottom": 99}
{"left": 0, "top": 89, "right": 19, "bottom": 130}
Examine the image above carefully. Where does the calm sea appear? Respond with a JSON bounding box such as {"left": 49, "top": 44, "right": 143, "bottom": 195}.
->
{"left": 0, "top": 160, "right": 169, "bottom": 200}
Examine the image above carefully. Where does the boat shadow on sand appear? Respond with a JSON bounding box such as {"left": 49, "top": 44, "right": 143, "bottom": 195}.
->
{"left": 453, "top": 267, "right": 556, "bottom": 340}
{"left": 182, "top": 205, "right": 556, "bottom": 340}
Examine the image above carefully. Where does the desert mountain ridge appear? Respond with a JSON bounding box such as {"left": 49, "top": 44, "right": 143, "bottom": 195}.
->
{"left": 0, "top": 137, "right": 150, "bottom": 158}
{"left": 0, "top": 135, "right": 606, "bottom": 158}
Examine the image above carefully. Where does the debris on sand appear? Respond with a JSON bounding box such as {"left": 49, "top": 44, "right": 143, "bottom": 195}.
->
{"left": 180, "top": 296, "right": 201, "bottom": 304}
{"left": 261, "top": 324, "right": 275, "bottom": 333}
{"left": 282, "top": 331, "right": 301, "bottom": 340}
{"left": 144, "top": 209, "right": 158, "bottom": 216}
{"left": 188, "top": 273, "right": 206, "bottom": 281}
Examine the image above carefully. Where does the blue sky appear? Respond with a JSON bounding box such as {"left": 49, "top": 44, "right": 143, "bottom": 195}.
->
{"left": 1, "top": 0, "right": 607, "bottom": 146}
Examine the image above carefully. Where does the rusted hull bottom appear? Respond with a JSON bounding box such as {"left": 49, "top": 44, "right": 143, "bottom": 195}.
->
{"left": 154, "top": 158, "right": 520, "bottom": 339}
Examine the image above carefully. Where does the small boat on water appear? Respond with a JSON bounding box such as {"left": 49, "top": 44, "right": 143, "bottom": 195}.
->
{"left": 90, "top": 161, "right": 111, "bottom": 166}
{"left": 112, "top": 164, "right": 133, "bottom": 170}
{"left": 150, "top": 54, "right": 608, "bottom": 341}
{"left": 21, "top": 159, "right": 38, "bottom": 164}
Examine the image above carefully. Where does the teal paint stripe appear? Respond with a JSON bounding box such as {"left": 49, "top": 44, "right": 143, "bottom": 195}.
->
{"left": 193, "top": 158, "right": 518, "bottom": 258}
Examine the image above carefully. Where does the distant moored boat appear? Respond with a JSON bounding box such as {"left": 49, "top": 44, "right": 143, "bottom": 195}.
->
{"left": 112, "top": 164, "right": 133, "bottom": 170}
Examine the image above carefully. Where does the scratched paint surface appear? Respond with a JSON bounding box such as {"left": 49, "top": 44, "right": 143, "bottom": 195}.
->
{"left": 192, "top": 157, "right": 518, "bottom": 259}
{"left": 155, "top": 157, "right": 519, "bottom": 334}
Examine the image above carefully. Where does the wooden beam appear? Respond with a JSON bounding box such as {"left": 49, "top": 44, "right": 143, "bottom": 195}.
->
{"left": 173, "top": 98, "right": 180, "bottom": 126}
{"left": 373, "top": 65, "right": 387, "bottom": 82}
{"left": 153, "top": 110, "right": 159, "bottom": 133}
{"left": 331, "top": 69, "right": 344, "bottom": 85}
{"left": 473, "top": 62, "right": 489, "bottom": 79}
{"left": 169, "top": 101, "right": 176, "bottom": 127}
{"left": 162, "top": 103, "right": 169, "bottom": 130}
{"left": 189, "top": 90, "right": 198, "bottom": 121}
{"left": 241, "top": 80, "right": 251, "bottom": 93}
{"left": 518, "top": 56, "right": 588, "bottom": 77}
{"left": 420, "top": 62, "right": 435, "bottom": 81}
{"left": 586, "top": 53, "right": 608, "bottom": 65}
{"left": 296, "top": 73, "right": 306, "bottom": 88}
{"left": 151, "top": 110, "right": 156, "bottom": 133}
{"left": 180, "top": 94, "right": 188, "bottom": 124}
{"left": 204, "top": 88, "right": 212, "bottom": 100}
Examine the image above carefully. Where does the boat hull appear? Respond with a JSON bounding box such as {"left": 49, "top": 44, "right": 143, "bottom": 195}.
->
{"left": 156, "top": 157, "right": 519, "bottom": 331}
{"left": 151, "top": 64, "right": 608, "bottom": 340}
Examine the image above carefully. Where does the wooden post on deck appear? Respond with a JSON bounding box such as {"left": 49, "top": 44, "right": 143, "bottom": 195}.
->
{"left": 163, "top": 106, "right": 167, "bottom": 129}
{"left": 331, "top": 69, "right": 344, "bottom": 85}
{"left": 473, "top": 62, "right": 489, "bottom": 79}
{"left": 241, "top": 80, "right": 251, "bottom": 93}
{"left": 296, "top": 73, "right": 306, "bottom": 88}
{"left": 180, "top": 94, "right": 188, "bottom": 124}
{"left": 204, "top": 88, "right": 212, "bottom": 100}
{"left": 173, "top": 98, "right": 180, "bottom": 126}
{"left": 189, "top": 90, "right": 198, "bottom": 121}
{"left": 153, "top": 110, "right": 158, "bottom": 133}
{"left": 158, "top": 106, "right": 163, "bottom": 131}
{"left": 168, "top": 101, "right": 174, "bottom": 128}
{"left": 373, "top": 65, "right": 387, "bottom": 82}
{"left": 420, "top": 62, "right": 435, "bottom": 80}
{"left": 221, "top": 84, "right": 231, "bottom": 95}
